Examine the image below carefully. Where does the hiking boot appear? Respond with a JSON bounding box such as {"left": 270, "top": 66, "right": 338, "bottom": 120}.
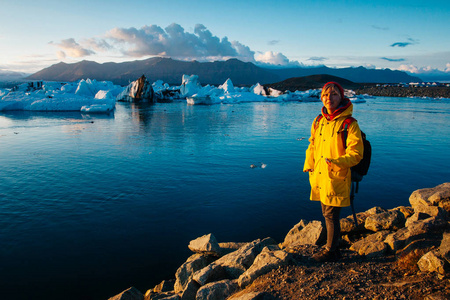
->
{"left": 311, "top": 248, "right": 341, "bottom": 262}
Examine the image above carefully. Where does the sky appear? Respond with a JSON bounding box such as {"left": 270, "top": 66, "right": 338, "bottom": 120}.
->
{"left": 1, "top": 0, "right": 449, "bottom": 80}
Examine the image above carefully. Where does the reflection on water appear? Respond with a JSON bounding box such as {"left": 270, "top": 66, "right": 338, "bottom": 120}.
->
{"left": 0, "top": 98, "right": 449, "bottom": 300}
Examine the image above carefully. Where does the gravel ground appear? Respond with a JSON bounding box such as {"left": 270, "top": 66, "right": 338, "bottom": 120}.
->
{"left": 235, "top": 245, "right": 450, "bottom": 300}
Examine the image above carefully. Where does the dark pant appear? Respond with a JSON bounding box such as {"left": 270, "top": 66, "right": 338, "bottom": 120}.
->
{"left": 321, "top": 203, "right": 341, "bottom": 251}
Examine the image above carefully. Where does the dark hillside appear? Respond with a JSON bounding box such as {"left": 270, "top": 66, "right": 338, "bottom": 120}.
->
{"left": 266, "top": 74, "right": 360, "bottom": 92}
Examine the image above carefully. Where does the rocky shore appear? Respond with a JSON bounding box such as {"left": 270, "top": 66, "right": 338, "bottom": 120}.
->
{"left": 109, "top": 183, "right": 450, "bottom": 300}
{"left": 355, "top": 86, "right": 450, "bottom": 99}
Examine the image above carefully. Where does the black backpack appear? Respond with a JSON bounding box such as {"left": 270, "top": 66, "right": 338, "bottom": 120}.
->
{"left": 341, "top": 117, "right": 372, "bottom": 184}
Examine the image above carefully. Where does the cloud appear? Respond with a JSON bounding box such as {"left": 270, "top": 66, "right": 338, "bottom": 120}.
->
{"left": 49, "top": 38, "right": 95, "bottom": 58}
{"left": 398, "top": 64, "right": 450, "bottom": 74}
{"left": 51, "top": 23, "right": 305, "bottom": 67}
{"left": 255, "top": 51, "right": 301, "bottom": 67}
{"left": 267, "top": 40, "right": 280, "bottom": 46}
{"left": 372, "top": 25, "right": 389, "bottom": 31}
{"left": 398, "top": 63, "right": 450, "bottom": 81}
{"left": 390, "top": 38, "right": 418, "bottom": 48}
{"left": 103, "top": 23, "right": 255, "bottom": 62}
{"left": 307, "top": 56, "right": 328, "bottom": 62}
{"left": 381, "top": 57, "right": 406, "bottom": 62}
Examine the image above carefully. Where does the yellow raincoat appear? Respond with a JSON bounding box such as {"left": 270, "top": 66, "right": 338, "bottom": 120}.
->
{"left": 303, "top": 103, "right": 364, "bottom": 207}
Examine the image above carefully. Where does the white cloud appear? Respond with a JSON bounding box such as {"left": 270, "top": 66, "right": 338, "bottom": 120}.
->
{"left": 398, "top": 64, "right": 450, "bottom": 74}
{"left": 255, "top": 51, "right": 300, "bottom": 67}
{"left": 49, "top": 23, "right": 308, "bottom": 68}
{"left": 49, "top": 38, "right": 95, "bottom": 58}
{"left": 103, "top": 23, "right": 256, "bottom": 62}
{"left": 445, "top": 63, "right": 450, "bottom": 72}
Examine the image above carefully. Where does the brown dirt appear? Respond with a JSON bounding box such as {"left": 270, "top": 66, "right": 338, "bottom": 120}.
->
{"left": 235, "top": 245, "right": 450, "bottom": 300}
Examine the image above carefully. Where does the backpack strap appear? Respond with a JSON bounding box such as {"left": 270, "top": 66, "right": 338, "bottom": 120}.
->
{"left": 341, "top": 116, "right": 356, "bottom": 149}
{"left": 314, "top": 114, "right": 323, "bottom": 130}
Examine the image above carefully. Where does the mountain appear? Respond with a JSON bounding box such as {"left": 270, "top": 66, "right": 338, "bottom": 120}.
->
{"left": 27, "top": 57, "right": 422, "bottom": 86}
{"left": 266, "top": 74, "right": 361, "bottom": 92}
{"left": 0, "top": 70, "right": 28, "bottom": 81}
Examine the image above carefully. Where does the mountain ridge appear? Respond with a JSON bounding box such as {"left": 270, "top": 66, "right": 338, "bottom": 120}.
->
{"left": 27, "top": 57, "right": 422, "bottom": 86}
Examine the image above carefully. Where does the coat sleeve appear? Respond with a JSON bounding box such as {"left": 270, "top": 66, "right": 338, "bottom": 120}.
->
{"left": 303, "top": 120, "right": 316, "bottom": 171}
{"left": 332, "top": 121, "right": 363, "bottom": 168}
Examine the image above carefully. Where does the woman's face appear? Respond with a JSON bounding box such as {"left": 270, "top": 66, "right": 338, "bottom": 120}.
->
{"left": 321, "top": 87, "right": 342, "bottom": 114}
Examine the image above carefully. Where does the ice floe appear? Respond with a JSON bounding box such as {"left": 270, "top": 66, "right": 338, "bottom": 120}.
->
{"left": 0, "top": 74, "right": 370, "bottom": 112}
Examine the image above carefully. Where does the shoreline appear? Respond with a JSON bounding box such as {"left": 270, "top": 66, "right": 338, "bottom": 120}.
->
{"left": 355, "top": 86, "right": 450, "bottom": 99}
{"left": 110, "top": 182, "right": 450, "bottom": 300}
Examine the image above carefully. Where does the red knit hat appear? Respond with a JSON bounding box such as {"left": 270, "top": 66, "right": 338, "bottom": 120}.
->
{"left": 321, "top": 81, "right": 346, "bottom": 100}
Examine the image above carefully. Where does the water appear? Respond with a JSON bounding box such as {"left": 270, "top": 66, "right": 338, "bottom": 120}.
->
{"left": 0, "top": 98, "right": 449, "bottom": 300}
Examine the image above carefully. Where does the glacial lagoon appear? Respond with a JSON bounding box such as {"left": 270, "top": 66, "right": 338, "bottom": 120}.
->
{"left": 0, "top": 97, "right": 449, "bottom": 300}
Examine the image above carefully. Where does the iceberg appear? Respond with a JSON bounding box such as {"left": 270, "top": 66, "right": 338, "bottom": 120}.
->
{"left": 116, "top": 75, "right": 154, "bottom": 102}
{"left": 0, "top": 79, "right": 122, "bottom": 113}
{"left": 0, "top": 74, "right": 370, "bottom": 111}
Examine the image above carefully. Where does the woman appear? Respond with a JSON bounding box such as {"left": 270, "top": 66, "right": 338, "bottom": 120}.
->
{"left": 303, "top": 82, "right": 364, "bottom": 262}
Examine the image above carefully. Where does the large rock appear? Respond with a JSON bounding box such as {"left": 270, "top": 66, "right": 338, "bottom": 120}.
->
{"left": 188, "top": 233, "right": 222, "bottom": 256}
{"left": 418, "top": 250, "right": 447, "bottom": 275}
{"left": 439, "top": 232, "right": 450, "bottom": 264}
{"left": 409, "top": 182, "right": 450, "bottom": 212}
{"left": 282, "top": 220, "right": 325, "bottom": 248}
{"left": 109, "top": 287, "right": 144, "bottom": 300}
{"left": 393, "top": 206, "right": 415, "bottom": 219}
{"left": 340, "top": 207, "right": 387, "bottom": 233}
{"left": 180, "top": 279, "right": 200, "bottom": 300}
{"left": 196, "top": 279, "right": 239, "bottom": 300}
{"left": 145, "top": 291, "right": 179, "bottom": 300}
{"left": 153, "top": 280, "right": 175, "bottom": 293}
{"left": 384, "top": 217, "right": 445, "bottom": 252}
{"left": 349, "top": 230, "right": 390, "bottom": 257}
{"left": 193, "top": 238, "right": 276, "bottom": 285}
{"left": 238, "top": 246, "right": 291, "bottom": 288}
{"left": 174, "top": 253, "right": 217, "bottom": 293}
{"left": 364, "top": 209, "right": 406, "bottom": 232}
{"left": 218, "top": 242, "right": 247, "bottom": 256}
{"left": 413, "top": 205, "right": 448, "bottom": 221}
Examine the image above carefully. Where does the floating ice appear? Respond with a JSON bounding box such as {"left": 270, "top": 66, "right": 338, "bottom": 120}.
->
{"left": 0, "top": 79, "right": 121, "bottom": 113}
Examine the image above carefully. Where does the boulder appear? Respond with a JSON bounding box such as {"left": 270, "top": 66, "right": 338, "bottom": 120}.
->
{"left": 418, "top": 250, "right": 447, "bottom": 275}
{"left": 393, "top": 206, "right": 415, "bottom": 219}
{"left": 153, "top": 280, "right": 175, "bottom": 293}
{"left": 109, "top": 287, "right": 144, "bottom": 300}
{"left": 384, "top": 217, "right": 445, "bottom": 252}
{"left": 365, "top": 209, "right": 405, "bottom": 232}
{"left": 282, "top": 220, "right": 325, "bottom": 248}
{"left": 413, "top": 205, "right": 448, "bottom": 221}
{"left": 409, "top": 182, "right": 450, "bottom": 212}
{"left": 439, "top": 232, "right": 450, "bottom": 264}
{"left": 193, "top": 264, "right": 228, "bottom": 286}
{"left": 238, "top": 246, "right": 291, "bottom": 287}
{"left": 145, "top": 291, "right": 179, "bottom": 300}
{"left": 180, "top": 279, "right": 200, "bottom": 300}
{"left": 405, "top": 212, "right": 435, "bottom": 227}
{"left": 350, "top": 230, "right": 390, "bottom": 257}
{"left": 174, "top": 253, "right": 217, "bottom": 293}
{"left": 340, "top": 207, "right": 388, "bottom": 233}
{"left": 218, "top": 242, "right": 247, "bottom": 256}
{"left": 188, "top": 233, "right": 222, "bottom": 256}
{"left": 196, "top": 279, "right": 239, "bottom": 300}
{"left": 193, "top": 238, "right": 276, "bottom": 285}
{"left": 281, "top": 220, "right": 307, "bottom": 246}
